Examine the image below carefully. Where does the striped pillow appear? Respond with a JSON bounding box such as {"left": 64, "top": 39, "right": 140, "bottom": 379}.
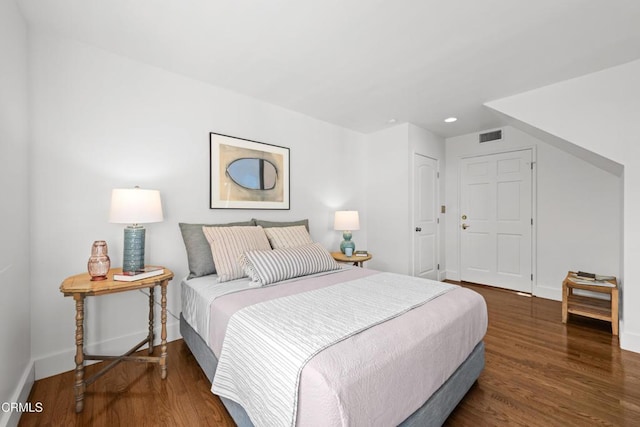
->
{"left": 202, "top": 226, "right": 272, "bottom": 283}
{"left": 239, "top": 243, "right": 341, "bottom": 286}
{"left": 264, "top": 225, "right": 313, "bottom": 249}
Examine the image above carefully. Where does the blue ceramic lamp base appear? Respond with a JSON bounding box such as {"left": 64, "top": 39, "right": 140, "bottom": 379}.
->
{"left": 340, "top": 230, "right": 355, "bottom": 254}
{"left": 123, "top": 225, "right": 145, "bottom": 273}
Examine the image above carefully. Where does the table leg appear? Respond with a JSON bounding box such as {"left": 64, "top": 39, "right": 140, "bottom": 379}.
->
{"left": 612, "top": 287, "right": 619, "bottom": 336}
{"left": 73, "top": 294, "right": 85, "bottom": 413}
{"left": 148, "top": 287, "right": 154, "bottom": 355}
{"left": 160, "top": 281, "right": 168, "bottom": 379}
{"left": 561, "top": 281, "right": 568, "bottom": 324}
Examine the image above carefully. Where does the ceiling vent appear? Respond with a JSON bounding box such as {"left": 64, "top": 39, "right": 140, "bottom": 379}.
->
{"left": 479, "top": 129, "right": 502, "bottom": 143}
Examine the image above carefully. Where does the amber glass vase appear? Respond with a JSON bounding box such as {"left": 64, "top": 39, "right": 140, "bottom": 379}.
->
{"left": 88, "top": 240, "right": 111, "bottom": 281}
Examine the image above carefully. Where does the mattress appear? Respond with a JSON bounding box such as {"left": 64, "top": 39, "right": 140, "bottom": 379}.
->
{"left": 181, "top": 268, "right": 487, "bottom": 426}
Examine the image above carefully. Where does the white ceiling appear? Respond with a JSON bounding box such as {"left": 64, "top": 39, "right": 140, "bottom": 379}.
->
{"left": 18, "top": 0, "right": 640, "bottom": 137}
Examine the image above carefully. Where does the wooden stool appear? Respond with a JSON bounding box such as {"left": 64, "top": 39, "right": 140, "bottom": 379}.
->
{"left": 562, "top": 271, "right": 618, "bottom": 335}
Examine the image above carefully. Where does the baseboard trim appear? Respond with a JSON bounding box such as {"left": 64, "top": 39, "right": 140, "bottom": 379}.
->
{"left": 0, "top": 361, "right": 35, "bottom": 427}
{"left": 533, "top": 286, "right": 561, "bottom": 301}
{"left": 445, "top": 270, "right": 460, "bottom": 281}
{"left": 620, "top": 329, "right": 640, "bottom": 354}
{"left": 33, "top": 320, "right": 181, "bottom": 380}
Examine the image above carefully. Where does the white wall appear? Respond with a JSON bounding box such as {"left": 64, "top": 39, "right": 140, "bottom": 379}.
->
{"left": 365, "top": 125, "right": 410, "bottom": 273}
{"left": 29, "top": 29, "right": 367, "bottom": 379}
{"left": 365, "top": 123, "right": 446, "bottom": 275}
{"left": 486, "top": 60, "right": 640, "bottom": 352}
{"left": 0, "top": 0, "right": 32, "bottom": 425}
{"left": 445, "top": 126, "right": 621, "bottom": 300}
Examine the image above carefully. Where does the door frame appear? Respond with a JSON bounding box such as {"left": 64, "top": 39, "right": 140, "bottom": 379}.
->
{"left": 411, "top": 153, "right": 442, "bottom": 280}
{"left": 456, "top": 146, "right": 538, "bottom": 294}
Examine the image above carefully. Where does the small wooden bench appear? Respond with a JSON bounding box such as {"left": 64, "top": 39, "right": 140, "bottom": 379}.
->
{"left": 562, "top": 271, "right": 618, "bottom": 335}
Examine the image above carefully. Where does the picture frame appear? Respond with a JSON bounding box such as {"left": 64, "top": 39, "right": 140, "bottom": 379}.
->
{"left": 210, "top": 132, "right": 290, "bottom": 209}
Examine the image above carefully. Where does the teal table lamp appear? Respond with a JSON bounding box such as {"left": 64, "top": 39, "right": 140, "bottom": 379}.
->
{"left": 334, "top": 210, "right": 360, "bottom": 254}
{"left": 109, "top": 187, "right": 163, "bottom": 273}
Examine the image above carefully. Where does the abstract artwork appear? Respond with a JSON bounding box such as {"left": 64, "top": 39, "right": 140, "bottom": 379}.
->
{"left": 210, "top": 132, "right": 290, "bottom": 209}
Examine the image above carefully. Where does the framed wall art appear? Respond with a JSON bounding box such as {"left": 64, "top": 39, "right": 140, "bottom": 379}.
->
{"left": 210, "top": 132, "right": 290, "bottom": 209}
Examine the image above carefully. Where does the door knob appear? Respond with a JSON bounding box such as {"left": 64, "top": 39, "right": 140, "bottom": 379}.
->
{"left": 462, "top": 223, "right": 470, "bottom": 230}
{"left": 415, "top": 227, "right": 422, "bottom": 232}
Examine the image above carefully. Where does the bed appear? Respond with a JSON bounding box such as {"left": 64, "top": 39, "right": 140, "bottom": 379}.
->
{"left": 178, "top": 221, "right": 487, "bottom": 426}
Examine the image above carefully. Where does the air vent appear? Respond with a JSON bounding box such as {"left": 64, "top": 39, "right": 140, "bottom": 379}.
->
{"left": 479, "top": 129, "right": 502, "bottom": 143}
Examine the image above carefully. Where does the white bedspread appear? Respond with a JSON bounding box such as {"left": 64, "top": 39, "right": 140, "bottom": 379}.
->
{"left": 181, "top": 268, "right": 350, "bottom": 345}
{"left": 212, "top": 273, "right": 457, "bottom": 427}
{"left": 192, "top": 267, "right": 487, "bottom": 426}
{"left": 180, "top": 275, "right": 255, "bottom": 344}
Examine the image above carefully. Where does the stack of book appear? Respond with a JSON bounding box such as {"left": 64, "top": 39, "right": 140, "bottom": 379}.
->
{"left": 574, "top": 271, "right": 615, "bottom": 281}
{"left": 114, "top": 266, "right": 164, "bottom": 282}
{"left": 571, "top": 271, "right": 616, "bottom": 287}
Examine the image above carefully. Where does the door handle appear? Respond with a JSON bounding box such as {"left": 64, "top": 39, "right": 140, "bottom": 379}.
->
{"left": 462, "top": 223, "right": 470, "bottom": 230}
{"left": 415, "top": 227, "right": 422, "bottom": 232}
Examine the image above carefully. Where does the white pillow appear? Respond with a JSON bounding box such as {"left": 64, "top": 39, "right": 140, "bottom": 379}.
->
{"left": 202, "top": 226, "right": 271, "bottom": 282}
{"left": 239, "top": 242, "right": 340, "bottom": 286}
{"left": 264, "top": 225, "right": 313, "bottom": 249}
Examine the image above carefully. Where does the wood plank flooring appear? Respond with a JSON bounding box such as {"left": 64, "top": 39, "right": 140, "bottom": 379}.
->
{"left": 19, "top": 283, "right": 640, "bottom": 426}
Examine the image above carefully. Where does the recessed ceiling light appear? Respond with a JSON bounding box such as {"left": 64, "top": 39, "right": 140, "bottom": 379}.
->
{"left": 387, "top": 118, "right": 397, "bottom": 124}
{"left": 444, "top": 117, "right": 457, "bottom": 123}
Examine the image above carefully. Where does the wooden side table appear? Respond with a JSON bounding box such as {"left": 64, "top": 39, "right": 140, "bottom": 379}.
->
{"left": 562, "top": 271, "right": 618, "bottom": 335}
{"left": 60, "top": 267, "right": 174, "bottom": 413}
{"left": 331, "top": 251, "right": 372, "bottom": 267}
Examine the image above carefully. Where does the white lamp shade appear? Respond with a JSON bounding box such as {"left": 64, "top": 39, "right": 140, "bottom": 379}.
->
{"left": 109, "top": 188, "right": 164, "bottom": 224}
{"left": 334, "top": 210, "right": 360, "bottom": 231}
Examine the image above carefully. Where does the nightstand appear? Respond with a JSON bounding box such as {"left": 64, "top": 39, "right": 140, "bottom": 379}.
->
{"left": 60, "top": 267, "right": 174, "bottom": 413}
{"left": 331, "top": 251, "right": 372, "bottom": 267}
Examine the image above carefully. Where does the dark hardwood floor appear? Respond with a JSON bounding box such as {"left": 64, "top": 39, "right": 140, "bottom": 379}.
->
{"left": 20, "top": 283, "right": 640, "bottom": 426}
{"left": 446, "top": 283, "right": 640, "bottom": 426}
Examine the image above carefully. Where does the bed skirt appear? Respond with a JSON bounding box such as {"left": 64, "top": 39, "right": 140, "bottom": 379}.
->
{"left": 180, "top": 313, "right": 484, "bottom": 426}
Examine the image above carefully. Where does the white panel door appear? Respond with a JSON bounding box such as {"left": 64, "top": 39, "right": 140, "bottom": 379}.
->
{"left": 460, "top": 150, "right": 532, "bottom": 292}
{"left": 413, "top": 154, "right": 439, "bottom": 280}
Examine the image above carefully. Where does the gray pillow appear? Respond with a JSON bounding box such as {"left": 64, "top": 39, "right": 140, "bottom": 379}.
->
{"left": 253, "top": 218, "right": 309, "bottom": 232}
{"left": 179, "top": 220, "right": 255, "bottom": 278}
